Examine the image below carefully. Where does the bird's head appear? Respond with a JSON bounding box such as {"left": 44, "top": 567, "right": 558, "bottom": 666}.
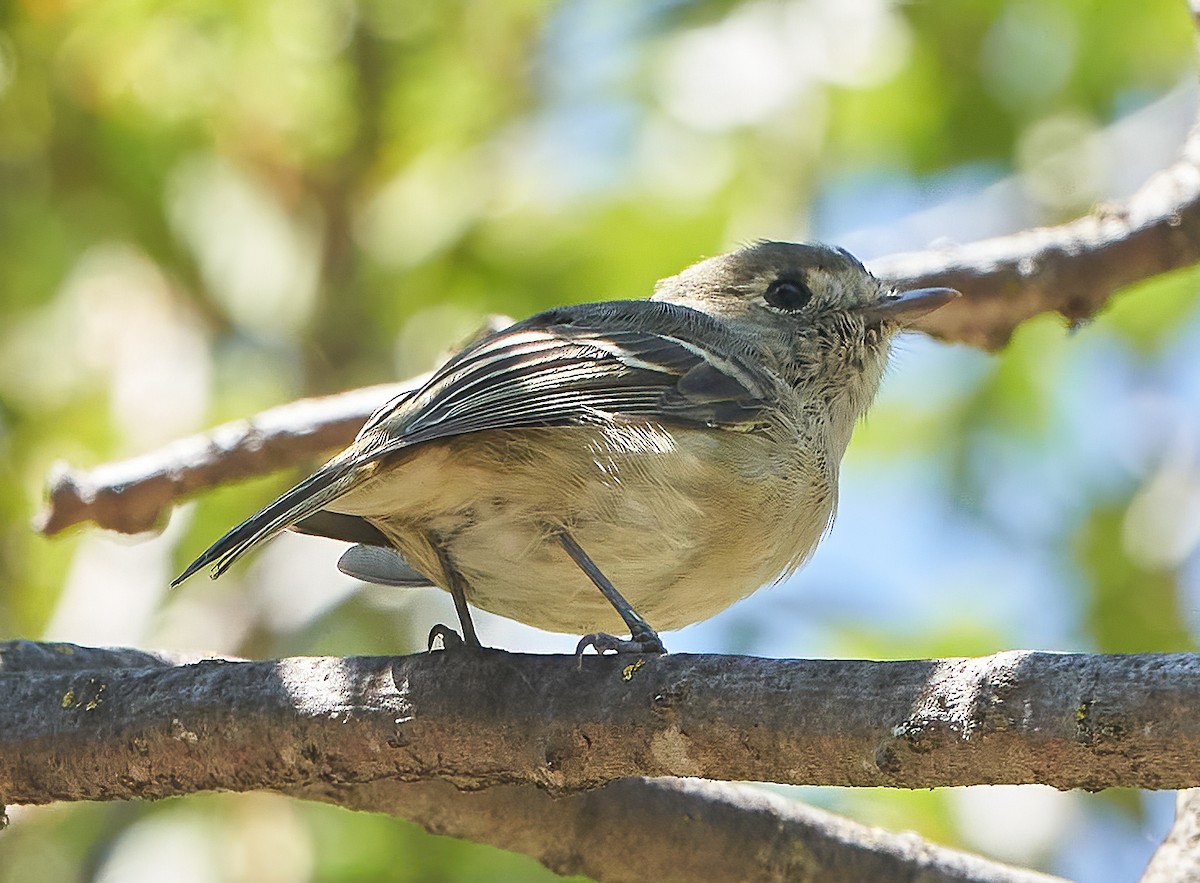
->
{"left": 653, "top": 240, "right": 958, "bottom": 441}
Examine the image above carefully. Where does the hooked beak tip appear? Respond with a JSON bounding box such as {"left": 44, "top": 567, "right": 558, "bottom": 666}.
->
{"left": 861, "top": 286, "right": 960, "bottom": 325}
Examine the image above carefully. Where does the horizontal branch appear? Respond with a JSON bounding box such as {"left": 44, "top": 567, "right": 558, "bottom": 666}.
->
{"left": 0, "top": 641, "right": 1078, "bottom": 883}
{"left": 4, "top": 642, "right": 1199, "bottom": 806}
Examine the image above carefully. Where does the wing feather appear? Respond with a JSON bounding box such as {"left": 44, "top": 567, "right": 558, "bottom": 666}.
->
{"left": 361, "top": 300, "right": 777, "bottom": 456}
{"left": 174, "top": 300, "right": 778, "bottom": 584}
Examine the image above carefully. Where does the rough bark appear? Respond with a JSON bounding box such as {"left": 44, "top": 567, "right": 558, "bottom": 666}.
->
{"left": 4, "top": 642, "right": 1199, "bottom": 806}
{"left": 0, "top": 639, "right": 1093, "bottom": 883}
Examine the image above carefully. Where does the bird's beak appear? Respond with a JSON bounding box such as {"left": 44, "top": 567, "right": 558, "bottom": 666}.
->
{"left": 858, "top": 287, "right": 960, "bottom": 326}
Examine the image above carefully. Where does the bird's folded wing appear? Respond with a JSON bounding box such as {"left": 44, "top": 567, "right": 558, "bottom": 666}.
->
{"left": 356, "top": 300, "right": 777, "bottom": 455}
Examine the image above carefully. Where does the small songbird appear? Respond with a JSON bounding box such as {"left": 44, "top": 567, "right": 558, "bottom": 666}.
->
{"left": 173, "top": 241, "right": 957, "bottom": 654}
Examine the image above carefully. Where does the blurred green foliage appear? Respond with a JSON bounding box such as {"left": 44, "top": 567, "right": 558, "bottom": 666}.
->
{"left": 1, "top": 0, "right": 1197, "bottom": 880}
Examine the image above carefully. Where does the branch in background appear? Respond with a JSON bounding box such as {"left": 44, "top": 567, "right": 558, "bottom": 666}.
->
{"left": 33, "top": 317, "right": 510, "bottom": 537}
{"left": 1139, "top": 789, "right": 1200, "bottom": 883}
{"left": 881, "top": 120, "right": 1200, "bottom": 350}
{"left": 33, "top": 111, "right": 1200, "bottom": 537}
{"left": 34, "top": 381, "right": 412, "bottom": 536}
{"left": 293, "top": 777, "right": 1064, "bottom": 883}
{"left": 5, "top": 642, "right": 1200, "bottom": 806}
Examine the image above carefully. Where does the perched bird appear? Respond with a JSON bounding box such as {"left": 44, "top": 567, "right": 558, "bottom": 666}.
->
{"left": 173, "top": 241, "right": 957, "bottom": 654}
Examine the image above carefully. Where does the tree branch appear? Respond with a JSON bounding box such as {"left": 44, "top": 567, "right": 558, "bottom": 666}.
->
{"left": 290, "top": 777, "right": 1063, "bottom": 883}
{"left": 4, "top": 642, "right": 1199, "bottom": 806}
{"left": 33, "top": 315, "right": 517, "bottom": 538}
{"left": 880, "top": 120, "right": 1200, "bottom": 349}
{"left": 1140, "top": 789, "right": 1200, "bottom": 883}
{"left": 33, "top": 381, "right": 413, "bottom": 536}
{"left": 2, "top": 640, "right": 1096, "bottom": 883}
{"left": 1137, "top": 791, "right": 1200, "bottom": 878}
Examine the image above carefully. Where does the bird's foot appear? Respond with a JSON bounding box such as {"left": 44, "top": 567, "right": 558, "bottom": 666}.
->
{"left": 575, "top": 625, "right": 666, "bottom": 665}
{"left": 427, "top": 624, "right": 467, "bottom": 652}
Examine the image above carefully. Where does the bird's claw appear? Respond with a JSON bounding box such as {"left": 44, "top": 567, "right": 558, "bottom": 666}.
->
{"left": 575, "top": 628, "right": 666, "bottom": 667}
{"left": 427, "top": 624, "right": 465, "bottom": 652}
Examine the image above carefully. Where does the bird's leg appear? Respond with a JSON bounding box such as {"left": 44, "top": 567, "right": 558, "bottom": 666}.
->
{"left": 556, "top": 530, "right": 666, "bottom": 657}
{"left": 429, "top": 544, "right": 481, "bottom": 651}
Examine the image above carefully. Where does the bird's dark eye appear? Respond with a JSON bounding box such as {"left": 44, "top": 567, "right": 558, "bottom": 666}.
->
{"left": 763, "top": 278, "right": 813, "bottom": 312}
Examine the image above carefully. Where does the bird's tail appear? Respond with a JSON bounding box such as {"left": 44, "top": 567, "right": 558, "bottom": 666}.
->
{"left": 171, "top": 453, "right": 375, "bottom": 587}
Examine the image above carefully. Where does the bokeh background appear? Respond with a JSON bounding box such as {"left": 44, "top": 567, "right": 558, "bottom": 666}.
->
{"left": 2, "top": 0, "right": 1199, "bottom": 880}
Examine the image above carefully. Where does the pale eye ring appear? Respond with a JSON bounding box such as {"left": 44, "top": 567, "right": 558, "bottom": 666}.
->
{"left": 764, "top": 278, "right": 813, "bottom": 311}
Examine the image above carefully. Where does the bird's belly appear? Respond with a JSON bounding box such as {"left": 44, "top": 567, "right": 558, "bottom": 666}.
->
{"left": 344, "top": 424, "right": 833, "bottom": 635}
